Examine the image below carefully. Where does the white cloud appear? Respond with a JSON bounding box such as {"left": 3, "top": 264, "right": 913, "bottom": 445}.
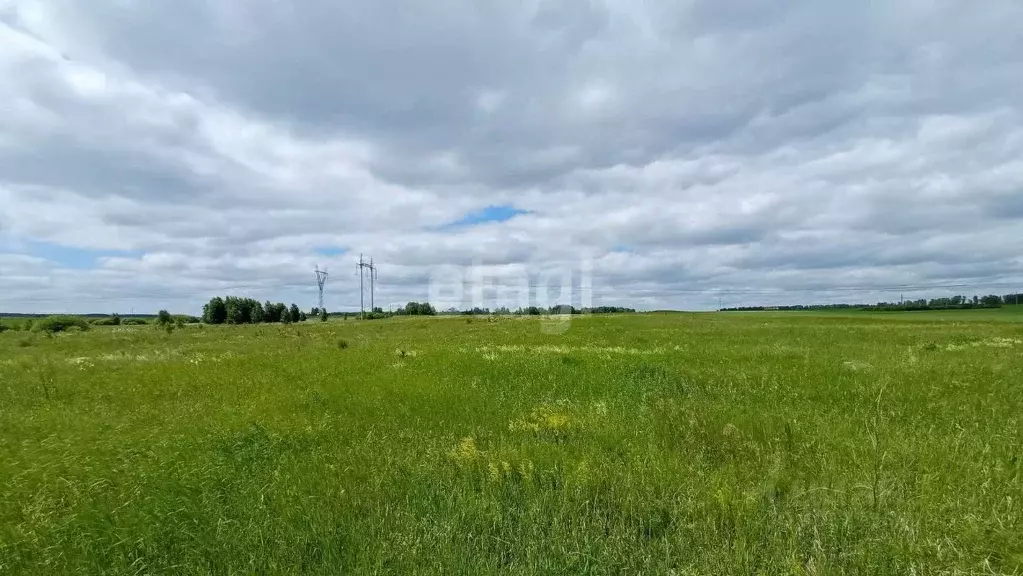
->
{"left": 1, "top": 0, "right": 1022, "bottom": 313}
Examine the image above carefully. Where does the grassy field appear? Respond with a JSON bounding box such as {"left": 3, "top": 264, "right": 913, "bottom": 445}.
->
{"left": 1, "top": 312, "right": 1021, "bottom": 574}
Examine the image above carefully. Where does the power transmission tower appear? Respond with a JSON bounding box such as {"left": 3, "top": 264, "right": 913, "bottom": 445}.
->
{"left": 369, "top": 257, "right": 377, "bottom": 312}
{"left": 356, "top": 254, "right": 365, "bottom": 319}
{"left": 355, "top": 254, "right": 379, "bottom": 318}
{"left": 356, "top": 254, "right": 375, "bottom": 318}
{"left": 315, "top": 266, "right": 329, "bottom": 312}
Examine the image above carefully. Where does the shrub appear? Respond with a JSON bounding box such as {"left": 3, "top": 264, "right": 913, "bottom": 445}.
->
{"left": 92, "top": 314, "right": 122, "bottom": 326}
{"left": 0, "top": 322, "right": 8, "bottom": 333}
{"left": 156, "top": 310, "right": 173, "bottom": 326}
{"left": 320, "top": 309, "right": 329, "bottom": 322}
{"left": 337, "top": 339, "right": 349, "bottom": 350}
{"left": 33, "top": 315, "right": 91, "bottom": 334}
{"left": 122, "top": 318, "right": 149, "bottom": 326}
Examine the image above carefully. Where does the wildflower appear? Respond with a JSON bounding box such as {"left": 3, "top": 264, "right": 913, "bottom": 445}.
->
{"left": 449, "top": 437, "right": 480, "bottom": 464}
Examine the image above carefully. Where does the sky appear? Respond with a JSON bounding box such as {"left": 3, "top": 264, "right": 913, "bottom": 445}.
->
{"left": 2, "top": 0, "right": 1023, "bottom": 314}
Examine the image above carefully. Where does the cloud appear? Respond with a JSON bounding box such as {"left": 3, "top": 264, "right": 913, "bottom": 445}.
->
{"left": 1, "top": 0, "right": 1023, "bottom": 313}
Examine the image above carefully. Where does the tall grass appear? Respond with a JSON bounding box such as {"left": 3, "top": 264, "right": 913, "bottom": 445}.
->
{"left": 0, "top": 314, "right": 1021, "bottom": 573}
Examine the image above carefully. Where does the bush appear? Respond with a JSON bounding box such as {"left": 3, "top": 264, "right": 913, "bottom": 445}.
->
{"left": 320, "top": 309, "right": 329, "bottom": 322}
{"left": 0, "top": 322, "right": 8, "bottom": 333}
{"left": 337, "top": 339, "right": 349, "bottom": 350}
{"left": 122, "top": 318, "right": 149, "bottom": 326}
{"left": 92, "top": 314, "right": 122, "bottom": 326}
{"left": 33, "top": 315, "right": 91, "bottom": 334}
{"left": 156, "top": 310, "right": 173, "bottom": 326}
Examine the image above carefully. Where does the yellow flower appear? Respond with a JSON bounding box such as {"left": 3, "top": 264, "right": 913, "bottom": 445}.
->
{"left": 449, "top": 437, "right": 480, "bottom": 464}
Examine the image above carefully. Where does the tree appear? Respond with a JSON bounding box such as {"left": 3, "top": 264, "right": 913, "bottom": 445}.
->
{"left": 274, "top": 303, "right": 288, "bottom": 322}
{"left": 290, "top": 304, "right": 302, "bottom": 323}
{"left": 300, "top": 311, "right": 307, "bottom": 322}
{"left": 225, "top": 297, "right": 245, "bottom": 325}
{"left": 203, "top": 297, "right": 227, "bottom": 324}
{"left": 251, "top": 301, "right": 265, "bottom": 323}
{"left": 399, "top": 301, "right": 436, "bottom": 316}
{"left": 980, "top": 294, "right": 1003, "bottom": 307}
{"left": 320, "top": 308, "right": 328, "bottom": 322}
{"left": 156, "top": 310, "right": 173, "bottom": 326}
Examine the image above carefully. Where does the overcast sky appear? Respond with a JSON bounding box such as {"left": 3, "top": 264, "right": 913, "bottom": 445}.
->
{"left": 2, "top": 1, "right": 1022, "bottom": 314}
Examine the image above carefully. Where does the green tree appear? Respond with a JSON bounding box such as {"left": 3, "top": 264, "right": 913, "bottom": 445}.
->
{"left": 156, "top": 310, "right": 173, "bottom": 326}
{"left": 320, "top": 308, "right": 328, "bottom": 322}
{"left": 225, "top": 297, "right": 245, "bottom": 325}
{"left": 290, "top": 304, "right": 302, "bottom": 323}
{"left": 251, "top": 301, "right": 265, "bottom": 323}
{"left": 203, "top": 297, "right": 227, "bottom": 324}
{"left": 980, "top": 294, "right": 1003, "bottom": 307}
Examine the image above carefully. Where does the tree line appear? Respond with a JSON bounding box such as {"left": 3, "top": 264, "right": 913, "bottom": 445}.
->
{"left": 722, "top": 293, "right": 1021, "bottom": 312}
{"left": 202, "top": 296, "right": 324, "bottom": 324}
{"left": 389, "top": 302, "right": 636, "bottom": 316}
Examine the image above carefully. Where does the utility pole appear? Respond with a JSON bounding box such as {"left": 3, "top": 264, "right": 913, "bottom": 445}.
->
{"left": 315, "top": 266, "right": 329, "bottom": 312}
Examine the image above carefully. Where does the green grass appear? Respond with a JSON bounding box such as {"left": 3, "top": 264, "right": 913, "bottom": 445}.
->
{"left": 1, "top": 313, "right": 1021, "bottom": 574}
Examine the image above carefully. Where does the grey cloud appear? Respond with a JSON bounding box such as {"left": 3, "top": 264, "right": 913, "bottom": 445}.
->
{"left": 2, "top": 0, "right": 1023, "bottom": 313}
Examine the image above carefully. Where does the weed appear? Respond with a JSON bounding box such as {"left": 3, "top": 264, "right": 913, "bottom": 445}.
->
{"left": 32, "top": 315, "right": 91, "bottom": 333}
{"left": 0, "top": 312, "right": 1020, "bottom": 573}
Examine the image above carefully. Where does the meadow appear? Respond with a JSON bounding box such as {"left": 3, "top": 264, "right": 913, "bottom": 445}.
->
{"left": 1, "top": 311, "right": 1021, "bottom": 574}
